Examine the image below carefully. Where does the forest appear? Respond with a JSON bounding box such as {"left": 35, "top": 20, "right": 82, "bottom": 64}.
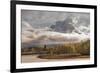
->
{"left": 21, "top": 40, "right": 90, "bottom": 59}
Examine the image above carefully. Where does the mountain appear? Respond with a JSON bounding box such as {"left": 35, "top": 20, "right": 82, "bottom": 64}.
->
{"left": 50, "top": 16, "right": 90, "bottom": 34}
{"left": 50, "top": 17, "right": 74, "bottom": 33}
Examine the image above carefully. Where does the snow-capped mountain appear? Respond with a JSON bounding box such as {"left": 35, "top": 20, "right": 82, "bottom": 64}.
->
{"left": 50, "top": 16, "right": 90, "bottom": 34}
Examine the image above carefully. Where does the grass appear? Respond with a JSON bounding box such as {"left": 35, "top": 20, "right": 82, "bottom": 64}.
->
{"left": 21, "top": 40, "right": 90, "bottom": 59}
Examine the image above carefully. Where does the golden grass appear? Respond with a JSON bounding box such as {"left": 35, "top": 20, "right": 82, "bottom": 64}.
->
{"left": 22, "top": 39, "right": 90, "bottom": 59}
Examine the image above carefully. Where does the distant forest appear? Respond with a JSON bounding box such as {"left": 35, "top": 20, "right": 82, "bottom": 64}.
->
{"left": 21, "top": 39, "right": 90, "bottom": 58}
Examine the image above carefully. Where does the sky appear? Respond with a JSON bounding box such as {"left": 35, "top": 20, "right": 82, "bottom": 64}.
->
{"left": 21, "top": 9, "right": 90, "bottom": 48}
{"left": 21, "top": 10, "right": 90, "bottom": 28}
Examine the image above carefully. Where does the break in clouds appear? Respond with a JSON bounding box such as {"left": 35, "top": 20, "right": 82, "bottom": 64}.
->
{"left": 21, "top": 10, "right": 90, "bottom": 48}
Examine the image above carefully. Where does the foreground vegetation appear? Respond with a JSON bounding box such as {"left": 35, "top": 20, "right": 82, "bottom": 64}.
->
{"left": 21, "top": 40, "right": 90, "bottom": 59}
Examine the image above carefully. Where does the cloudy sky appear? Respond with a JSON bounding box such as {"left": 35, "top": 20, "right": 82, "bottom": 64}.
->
{"left": 21, "top": 10, "right": 90, "bottom": 48}
{"left": 21, "top": 10, "right": 90, "bottom": 28}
